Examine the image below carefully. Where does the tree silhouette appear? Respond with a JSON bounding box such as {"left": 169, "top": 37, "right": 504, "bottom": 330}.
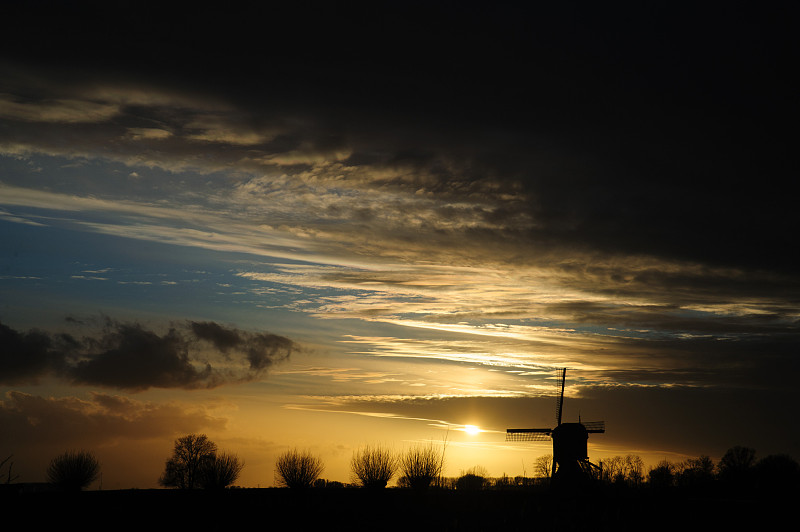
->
{"left": 350, "top": 444, "right": 397, "bottom": 489}
{"left": 46, "top": 450, "right": 100, "bottom": 491}
{"left": 398, "top": 442, "right": 445, "bottom": 491}
{"left": 274, "top": 448, "right": 324, "bottom": 489}
{"left": 677, "top": 455, "right": 715, "bottom": 488}
{"left": 456, "top": 466, "right": 489, "bottom": 490}
{"left": 647, "top": 459, "right": 675, "bottom": 488}
{"left": 199, "top": 452, "right": 245, "bottom": 490}
{"left": 159, "top": 434, "right": 218, "bottom": 489}
{"left": 718, "top": 446, "right": 756, "bottom": 488}
{"left": 2, "top": 455, "right": 20, "bottom": 484}
{"left": 534, "top": 454, "right": 553, "bottom": 479}
{"left": 754, "top": 454, "right": 800, "bottom": 494}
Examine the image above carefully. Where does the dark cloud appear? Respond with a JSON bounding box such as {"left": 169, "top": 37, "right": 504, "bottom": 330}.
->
{"left": 2, "top": 2, "right": 795, "bottom": 280}
{"left": 0, "top": 318, "right": 296, "bottom": 391}
{"left": 0, "top": 322, "right": 68, "bottom": 384}
{"left": 190, "top": 320, "right": 294, "bottom": 371}
{"left": 0, "top": 390, "right": 225, "bottom": 447}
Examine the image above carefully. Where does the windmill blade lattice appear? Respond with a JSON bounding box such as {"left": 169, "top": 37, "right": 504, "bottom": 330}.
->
{"left": 506, "top": 429, "right": 552, "bottom": 442}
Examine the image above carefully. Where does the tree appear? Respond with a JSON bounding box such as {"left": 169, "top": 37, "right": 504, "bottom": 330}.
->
{"left": 647, "top": 459, "right": 675, "bottom": 488}
{"left": 398, "top": 442, "right": 445, "bottom": 491}
{"left": 159, "top": 434, "right": 218, "bottom": 489}
{"left": 625, "top": 454, "right": 645, "bottom": 486}
{"left": 718, "top": 446, "right": 756, "bottom": 487}
{"left": 456, "top": 465, "right": 489, "bottom": 490}
{"left": 754, "top": 454, "right": 800, "bottom": 494}
{"left": 46, "top": 450, "right": 100, "bottom": 491}
{"left": 534, "top": 454, "right": 553, "bottom": 479}
{"left": 350, "top": 444, "right": 397, "bottom": 489}
{"left": 199, "top": 452, "right": 245, "bottom": 490}
{"left": 2, "top": 455, "right": 20, "bottom": 484}
{"left": 274, "top": 448, "right": 324, "bottom": 488}
{"left": 677, "top": 455, "right": 715, "bottom": 488}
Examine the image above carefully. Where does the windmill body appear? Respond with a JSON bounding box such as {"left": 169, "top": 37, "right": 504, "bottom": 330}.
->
{"left": 507, "top": 368, "right": 605, "bottom": 485}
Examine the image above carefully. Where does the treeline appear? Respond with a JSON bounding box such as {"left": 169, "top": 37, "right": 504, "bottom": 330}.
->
{"left": 3, "top": 437, "right": 799, "bottom": 494}
{"left": 596, "top": 446, "right": 800, "bottom": 493}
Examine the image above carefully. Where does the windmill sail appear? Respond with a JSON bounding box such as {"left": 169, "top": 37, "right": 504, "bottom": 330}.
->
{"left": 582, "top": 421, "right": 605, "bottom": 433}
{"left": 506, "top": 428, "right": 552, "bottom": 441}
{"left": 555, "top": 367, "right": 566, "bottom": 426}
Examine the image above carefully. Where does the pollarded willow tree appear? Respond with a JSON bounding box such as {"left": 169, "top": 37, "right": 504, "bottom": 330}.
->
{"left": 274, "top": 448, "right": 324, "bottom": 488}
{"left": 199, "top": 452, "right": 245, "bottom": 490}
{"left": 398, "top": 442, "right": 446, "bottom": 491}
{"left": 46, "top": 450, "right": 101, "bottom": 491}
{"left": 350, "top": 444, "right": 397, "bottom": 489}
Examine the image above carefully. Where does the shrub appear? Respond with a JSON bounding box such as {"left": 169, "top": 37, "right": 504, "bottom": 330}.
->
{"left": 351, "top": 444, "right": 397, "bottom": 489}
{"left": 399, "top": 442, "right": 445, "bottom": 491}
{"left": 46, "top": 450, "right": 100, "bottom": 491}
{"left": 275, "top": 448, "right": 324, "bottom": 488}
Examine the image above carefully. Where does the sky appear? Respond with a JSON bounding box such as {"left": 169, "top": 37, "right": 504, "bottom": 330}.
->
{"left": 1, "top": 2, "right": 798, "bottom": 489}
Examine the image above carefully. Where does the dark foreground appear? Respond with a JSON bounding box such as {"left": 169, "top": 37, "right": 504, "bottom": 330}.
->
{"left": 3, "top": 485, "right": 791, "bottom": 531}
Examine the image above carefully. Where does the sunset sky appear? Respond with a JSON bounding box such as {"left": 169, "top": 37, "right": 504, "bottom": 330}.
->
{"left": 1, "top": 2, "right": 797, "bottom": 489}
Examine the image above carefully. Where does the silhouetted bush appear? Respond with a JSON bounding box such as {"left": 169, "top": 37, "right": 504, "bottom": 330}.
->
{"left": 199, "top": 452, "right": 244, "bottom": 490}
{"left": 159, "top": 433, "right": 218, "bottom": 489}
{"left": 275, "top": 448, "right": 324, "bottom": 488}
{"left": 46, "top": 450, "right": 100, "bottom": 491}
{"left": 399, "top": 442, "right": 445, "bottom": 491}
{"left": 350, "top": 444, "right": 397, "bottom": 489}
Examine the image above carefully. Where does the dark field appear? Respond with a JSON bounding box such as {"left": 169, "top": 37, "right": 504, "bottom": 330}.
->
{"left": 4, "top": 486, "right": 789, "bottom": 531}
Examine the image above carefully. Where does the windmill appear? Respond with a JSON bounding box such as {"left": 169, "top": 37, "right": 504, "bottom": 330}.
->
{"left": 507, "top": 368, "right": 605, "bottom": 485}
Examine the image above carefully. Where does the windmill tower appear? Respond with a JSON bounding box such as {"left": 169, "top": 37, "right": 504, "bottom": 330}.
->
{"left": 506, "top": 368, "right": 605, "bottom": 486}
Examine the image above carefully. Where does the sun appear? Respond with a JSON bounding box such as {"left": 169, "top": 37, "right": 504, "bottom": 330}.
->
{"left": 463, "top": 425, "right": 481, "bottom": 435}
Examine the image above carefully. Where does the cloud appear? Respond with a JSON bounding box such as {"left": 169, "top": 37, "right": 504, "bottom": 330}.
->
{"left": 0, "top": 317, "right": 297, "bottom": 391}
{"left": 0, "top": 92, "right": 119, "bottom": 123}
{"left": 0, "top": 390, "right": 226, "bottom": 447}
{"left": 189, "top": 320, "right": 294, "bottom": 371}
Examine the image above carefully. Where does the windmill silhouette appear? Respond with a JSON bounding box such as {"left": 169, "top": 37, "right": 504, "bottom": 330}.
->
{"left": 507, "top": 368, "right": 605, "bottom": 485}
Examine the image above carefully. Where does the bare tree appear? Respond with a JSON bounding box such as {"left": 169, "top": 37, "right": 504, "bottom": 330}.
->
{"left": 275, "top": 448, "right": 324, "bottom": 488}
{"left": 2, "top": 455, "right": 20, "bottom": 484}
{"left": 398, "top": 442, "right": 445, "bottom": 491}
{"left": 718, "top": 446, "right": 756, "bottom": 485}
{"left": 647, "top": 459, "right": 676, "bottom": 488}
{"left": 159, "top": 434, "right": 218, "bottom": 489}
{"left": 350, "top": 444, "right": 397, "bottom": 489}
{"left": 625, "top": 454, "right": 645, "bottom": 486}
{"left": 46, "top": 450, "right": 100, "bottom": 491}
{"left": 200, "top": 452, "right": 245, "bottom": 490}
{"left": 677, "top": 455, "right": 715, "bottom": 488}
{"left": 534, "top": 454, "right": 553, "bottom": 478}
